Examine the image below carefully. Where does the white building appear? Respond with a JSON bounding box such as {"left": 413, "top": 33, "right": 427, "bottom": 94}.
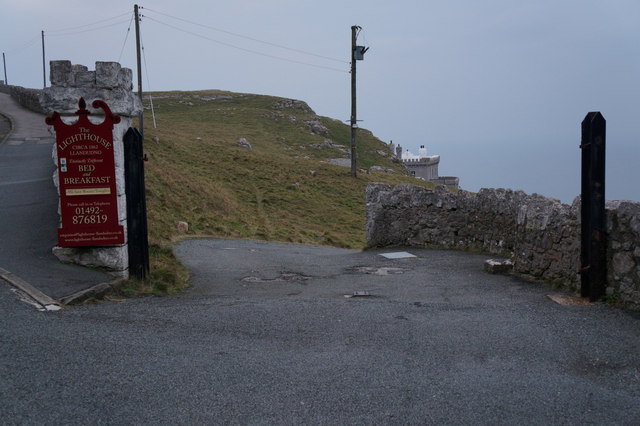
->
{"left": 400, "top": 145, "right": 459, "bottom": 188}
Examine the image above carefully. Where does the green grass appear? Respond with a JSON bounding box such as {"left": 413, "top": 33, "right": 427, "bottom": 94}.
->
{"left": 125, "top": 89, "right": 439, "bottom": 295}
{"left": 142, "top": 90, "right": 435, "bottom": 249}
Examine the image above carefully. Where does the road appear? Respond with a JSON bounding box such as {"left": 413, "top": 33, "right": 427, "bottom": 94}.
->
{"left": 0, "top": 92, "right": 111, "bottom": 300}
{"left": 2, "top": 238, "right": 640, "bottom": 424}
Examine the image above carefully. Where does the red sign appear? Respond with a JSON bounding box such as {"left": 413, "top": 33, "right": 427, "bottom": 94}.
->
{"left": 46, "top": 98, "right": 124, "bottom": 247}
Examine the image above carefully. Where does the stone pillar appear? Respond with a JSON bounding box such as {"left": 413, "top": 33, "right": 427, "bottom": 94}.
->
{"left": 40, "top": 61, "right": 142, "bottom": 278}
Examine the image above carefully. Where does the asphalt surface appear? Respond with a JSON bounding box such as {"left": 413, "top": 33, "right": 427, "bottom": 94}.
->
{"left": 3, "top": 238, "right": 640, "bottom": 424}
{"left": 0, "top": 92, "right": 111, "bottom": 301}
{"left": 1, "top": 92, "right": 640, "bottom": 424}
{"left": 0, "top": 113, "right": 10, "bottom": 139}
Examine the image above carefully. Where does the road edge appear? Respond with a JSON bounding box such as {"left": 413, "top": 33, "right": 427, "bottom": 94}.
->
{"left": 0, "top": 110, "right": 15, "bottom": 146}
{"left": 0, "top": 266, "right": 60, "bottom": 309}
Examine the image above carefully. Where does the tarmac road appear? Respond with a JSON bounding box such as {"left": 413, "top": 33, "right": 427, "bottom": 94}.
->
{"left": 0, "top": 113, "right": 10, "bottom": 139}
{"left": 0, "top": 92, "right": 111, "bottom": 301}
{"left": 2, "top": 238, "right": 640, "bottom": 424}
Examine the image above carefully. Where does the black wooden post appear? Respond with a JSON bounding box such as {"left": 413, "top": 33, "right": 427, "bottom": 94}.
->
{"left": 124, "top": 127, "right": 150, "bottom": 280}
{"left": 580, "top": 112, "right": 606, "bottom": 301}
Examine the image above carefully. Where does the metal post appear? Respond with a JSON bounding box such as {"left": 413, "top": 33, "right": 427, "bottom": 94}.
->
{"left": 350, "top": 26, "right": 358, "bottom": 178}
{"left": 41, "top": 31, "right": 46, "bottom": 88}
{"left": 134, "top": 5, "right": 144, "bottom": 140}
{"left": 580, "top": 111, "right": 607, "bottom": 301}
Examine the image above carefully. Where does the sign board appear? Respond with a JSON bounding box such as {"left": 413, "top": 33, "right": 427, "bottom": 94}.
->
{"left": 46, "top": 98, "right": 124, "bottom": 247}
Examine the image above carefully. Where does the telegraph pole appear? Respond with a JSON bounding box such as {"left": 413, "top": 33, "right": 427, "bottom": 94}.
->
{"left": 2, "top": 53, "right": 7, "bottom": 85}
{"left": 350, "top": 26, "right": 358, "bottom": 177}
{"left": 350, "top": 26, "right": 368, "bottom": 178}
{"left": 41, "top": 31, "right": 46, "bottom": 88}
{"left": 134, "top": 4, "right": 144, "bottom": 140}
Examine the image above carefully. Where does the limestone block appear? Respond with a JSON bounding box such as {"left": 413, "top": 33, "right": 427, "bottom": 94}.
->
{"left": 39, "top": 87, "right": 142, "bottom": 116}
{"left": 612, "top": 252, "right": 635, "bottom": 276}
{"left": 73, "top": 71, "right": 96, "bottom": 88}
{"left": 96, "top": 61, "right": 121, "bottom": 88}
{"left": 119, "top": 213, "right": 128, "bottom": 244}
{"left": 53, "top": 245, "right": 129, "bottom": 277}
{"left": 117, "top": 193, "right": 128, "bottom": 224}
{"left": 238, "top": 137, "right": 253, "bottom": 150}
{"left": 117, "top": 68, "right": 133, "bottom": 90}
{"left": 50, "top": 60, "right": 72, "bottom": 87}
{"left": 71, "top": 64, "right": 89, "bottom": 72}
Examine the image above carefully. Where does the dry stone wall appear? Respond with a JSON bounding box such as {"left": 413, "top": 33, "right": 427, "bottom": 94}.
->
{"left": 0, "top": 84, "right": 46, "bottom": 114}
{"left": 366, "top": 183, "right": 640, "bottom": 309}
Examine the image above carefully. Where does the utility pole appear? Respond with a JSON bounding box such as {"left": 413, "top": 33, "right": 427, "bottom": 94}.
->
{"left": 134, "top": 4, "right": 144, "bottom": 140}
{"left": 41, "top": 31, "right": 46, "bottom": 88}
{"left": 350, "top": 26, "right": 358, "bottom": 177}
{"left": 2, "top": 53, "right": 7, "bottom": 85}
{"left": 350, "top": 26, "right": 368, "bottom": 178}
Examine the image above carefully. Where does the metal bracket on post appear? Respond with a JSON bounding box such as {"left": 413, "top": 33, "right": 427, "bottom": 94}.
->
{"left": 580, "top": 112, "right": 606, "bottom": 301}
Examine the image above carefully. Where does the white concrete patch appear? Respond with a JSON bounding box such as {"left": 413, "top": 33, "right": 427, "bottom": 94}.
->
{"left": 354, "top": 266, "right": 404, "bottom": 276}
{"left": 380, "top": 251, "right": 417, "bottom": 259}
{"left": 44, "top": 304, "right": 62, "bottom": 311}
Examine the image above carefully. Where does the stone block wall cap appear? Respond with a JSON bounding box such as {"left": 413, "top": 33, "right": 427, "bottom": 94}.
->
{"left": 48, "top": 61, "right": 134, "bottom": 90}
{"left": 39, "top": 87, "right": 142, "bottom": 116}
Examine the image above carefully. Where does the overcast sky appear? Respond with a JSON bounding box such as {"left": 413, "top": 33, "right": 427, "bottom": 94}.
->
{"left": 2, "top": 0, "right": 638, "bottom": 203}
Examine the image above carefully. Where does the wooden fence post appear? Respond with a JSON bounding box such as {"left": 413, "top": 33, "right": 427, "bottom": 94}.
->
{"left": 580, "top": 112, "right": 606, "bottom": 301}
{"left": 124, "top": 127, "right": 150, "bottom": 280}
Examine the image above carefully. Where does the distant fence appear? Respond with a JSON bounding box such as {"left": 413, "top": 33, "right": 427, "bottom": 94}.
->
{"left": 366, "top": 183, "right": 640, "bottom": 310}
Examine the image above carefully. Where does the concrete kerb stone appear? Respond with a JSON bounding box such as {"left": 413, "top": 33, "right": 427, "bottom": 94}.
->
{"left": 0, "top": 263, "right": 126, "bottom": 307}
{"left": 0, "top": 266, "right": 60, "bottom": 309}
{"left": 59, "top": 278, "right": 126, "bottom": 305}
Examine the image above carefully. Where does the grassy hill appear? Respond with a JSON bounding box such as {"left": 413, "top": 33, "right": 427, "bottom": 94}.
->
{"left": 141, "top": 90, "right": 435, "bottom": 250}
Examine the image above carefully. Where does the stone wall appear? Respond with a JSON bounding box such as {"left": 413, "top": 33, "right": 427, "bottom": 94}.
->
{"left": 0, "top": 84, "right": 46, "bottom": 114}
{"left": 40, "top": 61, "right": 141, "bottom": 278}
{"left": 366, "top": 183, "right": 640, "bottom": 309}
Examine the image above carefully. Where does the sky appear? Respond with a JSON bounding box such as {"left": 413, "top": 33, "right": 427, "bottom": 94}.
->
{"left": 1, "top": 0, "right": 639, "bottom": 203}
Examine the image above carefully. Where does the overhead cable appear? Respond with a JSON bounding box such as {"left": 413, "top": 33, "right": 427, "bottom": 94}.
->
{"left": 117, "top": 13, "right": 135, "bottom": 63}
{"left": 144, "top": 16, "right": 348, "bottom": 74}
{"left": 46, "top": 19, "right": 132, "bottom": 37}
{"left": 45, "top": 11, "right": 131, "bottom": 34}
{"left": 142, "top": 7, "right": 348, "bottom": 65}
{"left": 5, "top": 36, "right": 41, "bottom": 55}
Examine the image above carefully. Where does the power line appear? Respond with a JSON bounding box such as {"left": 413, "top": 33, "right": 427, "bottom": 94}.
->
{"left": 5, "top": 36, "right": 41, "bottom": 56}
{"left": 46, "top": 19, "right": 132, "bottom": 37}
{"left": 140, "top": 29, "right": 152, "bottom": 91}
{"left": 118, "top": 13, "right": 135, "bottom": 63}
{"left": 139, "top": 29, "right": 157, "bottom": 128}
{"left": 142, "top": 7, "right": 348, "bottom": 65}
{"left": 45, "top": 11, "right": 131, "bottom": 34}
{"left": 143, "top": 15, "right": 348, "bottom": 74}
